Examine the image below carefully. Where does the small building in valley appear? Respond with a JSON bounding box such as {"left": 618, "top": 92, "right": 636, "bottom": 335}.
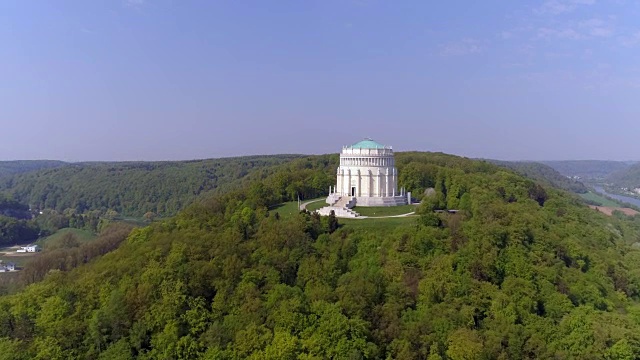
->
{"left": 17, "top": 244, "right": 41, "bottom": 253}
{"left": 0, "top": 262, "right": 17, "bottom": 272}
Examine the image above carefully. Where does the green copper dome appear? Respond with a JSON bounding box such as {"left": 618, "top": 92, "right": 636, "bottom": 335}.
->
{"left": 350, "top": 138, "right": 386, "bottom": 149}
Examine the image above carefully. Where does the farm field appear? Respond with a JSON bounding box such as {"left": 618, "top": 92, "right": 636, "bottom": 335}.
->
{"left": 0, "top": 228, "right": 97, "bottom": 267}
{"left": 580, "top": 191, "right": 621, "bottom": 207}
{"left": 0, "top": 246, "right": 36, "bottom": 267}
{"left": 589, "top": 205, "right": 639, "bottom": 217}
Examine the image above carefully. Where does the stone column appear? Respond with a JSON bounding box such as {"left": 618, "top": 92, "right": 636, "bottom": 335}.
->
{"left": 392, "top": 168, "right": 397, "bottom": 196}
{"left": 386, "top": 170, "right": 391, "bottom": 197}
{"left": 375, "top": 171, "right": 379, "bottom": 197}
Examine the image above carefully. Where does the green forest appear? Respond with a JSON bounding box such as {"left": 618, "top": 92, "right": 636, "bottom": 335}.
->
{"left": 0, "top": 156, "right": 303, "bottom": 218}
{"left": 0, "top": 192, "right": 119, "bottom": 247}
{"left": 541, "top": 160, "right": 633, "bottom": 180}
{"left": 0, "top": 194, "right": 39, "bottom": 246}
{"left": 606, "top": 163, "right": 640, "bottom": 190}
{"left": 490, "top": 161, "right": 588, "bottom": 194}
{"left": 2, "top": 152, "right": 640, "bottom": 359}
{"left": 0, "top": 161, "right": 66, "bottom": 179}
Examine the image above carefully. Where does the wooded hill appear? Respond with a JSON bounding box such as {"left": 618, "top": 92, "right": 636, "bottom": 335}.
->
{"left": 606, "top": 163, "right": 640, "bottom": 189}
{"left": 2, "top": 152, "right": 640, "bottom": 359}
{"left": 0, "top": 155, "right": 599, "bottom": 220}
{"left": 0, "top": 194, "right": 31, "bottom": 220}
{"left": 0, "top": 161, "right": 66, "bottom": 178}
{"left": 489, "top": 160, "right": 588, "bottom": 194}
{"left": 541, "top": 160, "right": 633, "bottom": 180}
{"left": 0, "top": 156, "right": 304, "bottom": 218}
{"left": 0, "top": 194, "right": 39, "bottom": 246}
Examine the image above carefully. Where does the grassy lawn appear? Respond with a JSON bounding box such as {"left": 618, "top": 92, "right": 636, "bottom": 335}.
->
{"left": 268, "top": 198, "right": 419, "bottom": 232}
{"left": 116, "top": 217, "right": 150, "bottom": 227}
{"left": 353, "top": 204, "right": 417, "bottom": 217}
{"left": 36, "top": 228, "right": 97, "bottom": 247}
{"left": 273, "top": 199, "right": 418, "bottom": 218}
{"left": 340, "top": 216, "right": 417, "bottom": 232}
{"left": 269, "top": 201, "right": 301, "bottom": 218}
{"left": 0, "top": 228, "right": 98, "bottom": 268}
{"left": 269, "top": 198, "right": 325, "bottom": 218}
{"left": 0, "top": 254, "right": 32, "bottom": 267}
{"left": 579, "top": 192, "right": 621, "bottom": 207}
{"left": 0, "top": 247, "right": 37, "bottom": 267}
{"left": 306, "top": 200, "right": 328, "bottom": 212}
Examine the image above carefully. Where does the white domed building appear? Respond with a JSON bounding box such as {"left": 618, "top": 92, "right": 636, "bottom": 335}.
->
{"left": 318, "top": 139, "right": 410, "bottom": 218}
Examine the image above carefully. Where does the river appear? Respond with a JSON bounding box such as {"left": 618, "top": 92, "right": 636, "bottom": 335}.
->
{"left": 593, "top": 186, "right": 640, "bottom": 208}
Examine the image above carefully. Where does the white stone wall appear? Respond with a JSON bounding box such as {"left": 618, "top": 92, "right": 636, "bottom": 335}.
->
{"left": 335, "top": 148, "right": 398, "bottom": 198}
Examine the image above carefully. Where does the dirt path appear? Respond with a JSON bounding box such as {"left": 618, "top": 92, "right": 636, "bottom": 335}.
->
{"left": 302, "top": 199, "right": 418, "bottom": 219}
{"left": 354, "top": 212, "right": 417, "bottom": 219}
{"left": 300, "top": 199, "right": 325, "bottom": 211}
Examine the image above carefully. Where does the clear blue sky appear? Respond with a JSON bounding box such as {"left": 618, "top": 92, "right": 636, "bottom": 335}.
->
{"left": 2, "top": 0, "right": 640, "bottom": 161}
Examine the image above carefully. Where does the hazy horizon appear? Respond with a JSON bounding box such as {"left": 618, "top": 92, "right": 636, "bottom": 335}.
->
{"left": 2, "top": 154, "right": 639, "bottom": 164}
{"left": 2, "top": 1, "right": 640, "bottom": 162}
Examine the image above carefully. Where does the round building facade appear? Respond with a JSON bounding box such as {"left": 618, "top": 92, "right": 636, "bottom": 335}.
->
{"left": 327, "top": 139, "right": 408, "bottom": 207}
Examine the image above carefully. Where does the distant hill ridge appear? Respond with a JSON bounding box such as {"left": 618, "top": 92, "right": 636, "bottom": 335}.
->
{"left": 0, "top": 154, "right": 611, "bottom": 219}
{"left": 606, "top": 162, "right": 640, "bottom": 188}
{"left": 0, "top": 155, "right": 305, "bottom": 218}
{"left": 0, "top": 160, "right": 67, "bottom": 178}
{"left": 541, "top": 160, "right": 635, "bottom": 180}
{"left": 2, "top": 151, "right": 640, "bottom": 358}
{"left": 487, "top": 160, "right": 588, "bottom": 194}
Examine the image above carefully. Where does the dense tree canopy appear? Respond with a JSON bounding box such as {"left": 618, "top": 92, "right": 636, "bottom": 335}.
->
{"left": 491, "top": 160, "right": 588, "bottom": 194}
{"left": 1, "top": 152, "right": 640, "bottom": 358}
{"left": 606, "top": 163, "right": 640, "bottom": 189}
{"left": 0, "top": 161, "right": 66, "bottom": 179}
{"left": 0, "top": 154, "right": 595, "bottom": 219}
{"left": 0, "top": 194, "right": 38, "bottom": 246}
{"left": 0, "top": 216, "right": 39, "bottom": 246}
{"left": 542, "top": 160, "right": 632, "bottom": 180}
{"left": 0, "top": 156, "right": 304, "bottom": 218}
{"left": 0, "top": 195, "right": 109, "bottom": 246}
{"left": 0, "top": 193, "right": 31, "bottom": 220}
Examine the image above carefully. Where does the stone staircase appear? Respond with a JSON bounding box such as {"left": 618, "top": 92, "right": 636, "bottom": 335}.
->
{"left": 333, "top": 196, "right": 355, "bottom": 208}
{"left": 316, "top": 196, "right": 360, "bottom": 218}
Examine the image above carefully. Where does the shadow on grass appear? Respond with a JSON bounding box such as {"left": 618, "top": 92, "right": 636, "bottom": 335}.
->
{"left": 268, "top": 203, "right": 287, "bottom": 211}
